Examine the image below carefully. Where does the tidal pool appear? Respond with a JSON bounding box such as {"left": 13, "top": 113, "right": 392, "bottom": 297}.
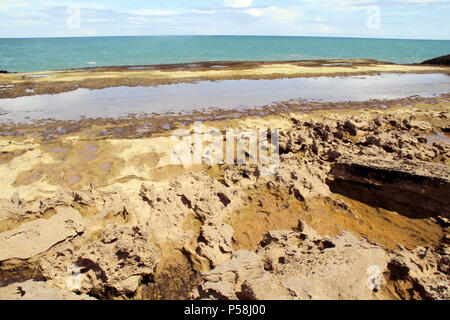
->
{"left": 0, "top": 73, "right": 449, "bottom": 123}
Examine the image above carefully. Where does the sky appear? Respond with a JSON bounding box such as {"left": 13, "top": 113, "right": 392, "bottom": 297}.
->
{"left": 1, "top": 0, "right": 449, "bottom": 39}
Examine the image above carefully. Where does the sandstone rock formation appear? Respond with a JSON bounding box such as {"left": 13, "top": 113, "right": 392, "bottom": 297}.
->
{"left": 197, "top": 221, "right": 234, "bottom": 268}
{"left": 385, "top": 246, "right": 450, "bottom": 300}
{"left": 0, "top": 207, "right": 84, "bottom": 261}
{"left": 39, "top": 225, "right": 161, "bottom": 298}
{"left": 0, "top": 280, "right": 95, "bottom": 300}
{"left": 193, "top": 222, "right": 390, "bottom": 300}
{"left": 140, "top": 170, "right": 243, "bottom": 245}
{"left": 0, "top": 103, "right": 448, "bottom": 300}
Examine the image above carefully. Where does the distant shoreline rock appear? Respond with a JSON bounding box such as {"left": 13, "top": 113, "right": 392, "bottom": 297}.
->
{"left": 421, "top": 54, "right": 450, "bottom": 66}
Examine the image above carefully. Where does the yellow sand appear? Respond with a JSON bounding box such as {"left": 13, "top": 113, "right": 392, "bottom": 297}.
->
{"left": 1, "top": 62, "right": 448, "bottom": 86}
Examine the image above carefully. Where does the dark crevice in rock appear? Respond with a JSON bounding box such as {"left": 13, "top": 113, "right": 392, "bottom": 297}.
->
{"left": 329, "top": 158, "right": 450, "bottom": 219}
{"left": 179, "top": 194, "right": 193, "bottom": 210}
{"left": 328, "top": 179, "right": 441, "bottom": 219}
{"left": 140, "top": 249, "right": 202, "bottom": 300}
{"left": 384, "top": 262, "right": 429, "bottom": 300}
{"left": 0, "top": 259, "right": 42, "bottom": 286}
{"left": 75, "top": 258, "right": 108, "bottom": 282}
{"left": 217, "top": 192, "right": 231, "bottom": 207}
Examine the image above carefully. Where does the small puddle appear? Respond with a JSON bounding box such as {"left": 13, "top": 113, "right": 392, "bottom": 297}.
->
{"left": 68, "top": 175, "right": 81, "bottom": 185}
{"left": 423, "top": 132, "right": 450, "bottom": 145}
{"left": 0, "top": 84, "right": 14, "bottom": 91}
{"left": 100, "top": 129, "right": 110, "bottom": 136}
{"left": 23, "top": 74, "right": 50, "bottom": 78}
{"left": 322, "top": 63, "right": 353, "bottom": 66}
{"left": 79, "top": 144, "right": 98, "bottom": 161}
{"left": 99, "top": 162, "right": 112, "bottom": 172}
{"left": 50, "top": 147, "right": 68, "bottom": 153}
{"left": 161, "top": 123, "right": 171, "bottom": 130}
{"left": 136, "top": 125, "right": 151, "bottom": 134}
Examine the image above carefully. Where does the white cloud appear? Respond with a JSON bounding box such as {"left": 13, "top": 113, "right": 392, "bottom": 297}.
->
{"left": 0, "top": 0, "right": 449, "bottom": 39}
{"left": 0, "top": 0, "right": 29, "bottom": 11}
{"left": 246, "top": 8, "right": 263, "bottom": 17}
{"left": 301, "top": 0, "right": 375, "bottom": 5}
{"left": 224, "top": 0, "right": 253, "bottom": 8}
{"left": 245, "top": 6, "right": 300, "bottom": 23}
{"left": 300, "top": 0, "right": 375, "bottom": 12}
{"left": 124, "top": 17, "right": 151, "bottom": 25}
{"left": 302, "top": 0, "right": 450, "bottom": 9}
{"left": 397, "top": 0, "right": 450, "bottom": 3}
{"left": 0, "top": 0, "right": 108, "bottom": 12}
{"left": 190, "top": 9, "right": 218, "bottom": 15}
{"left": 127, "top": 9, "right": 180, "bottom": 16}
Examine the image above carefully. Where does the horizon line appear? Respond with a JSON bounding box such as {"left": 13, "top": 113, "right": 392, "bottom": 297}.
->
{"left": 1, "top": 34, "right": 450, "bottom": 41}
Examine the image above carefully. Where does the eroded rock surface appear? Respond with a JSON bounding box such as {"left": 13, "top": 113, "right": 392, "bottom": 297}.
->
{"left": 0, "top": 280, "right": 95, "bottom": 300}
{"left": 0, "top": 207, "right": 84, "bottom": 261}
{"left": 386, "top": 246, "right": 450, "bottom": 300}
{"left": 194, "top": 222, "right": 390, "bottom": 300}
{"left": 39, "top": 225, "right": 161, "bottom": 298}
{"left": 0, "top": 103, "right": 449, "bottom": 300}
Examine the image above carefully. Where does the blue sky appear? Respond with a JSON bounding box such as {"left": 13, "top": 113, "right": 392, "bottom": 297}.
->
{"left": 1, "top": 0, "right": 449, "bottom": 39}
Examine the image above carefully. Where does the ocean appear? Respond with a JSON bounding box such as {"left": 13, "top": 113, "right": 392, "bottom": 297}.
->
{"left": 1, "top": 36, "right": 449, "bottom": 73}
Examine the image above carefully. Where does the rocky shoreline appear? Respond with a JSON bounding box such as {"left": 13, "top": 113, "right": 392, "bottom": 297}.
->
{"left": 0, "top": 97, "right": 449, "bottom": 300}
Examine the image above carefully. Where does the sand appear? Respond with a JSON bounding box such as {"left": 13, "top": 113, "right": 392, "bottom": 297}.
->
{"left": 1, "top": 59, "right": 449, "bottom": 99}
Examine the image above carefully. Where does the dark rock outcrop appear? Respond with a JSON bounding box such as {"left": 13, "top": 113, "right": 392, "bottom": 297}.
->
{"left": 421, "top": 54, "right": 450, "bottom": 66}
{"left": 329, "top": 157, "right": 450, "bottom": 218}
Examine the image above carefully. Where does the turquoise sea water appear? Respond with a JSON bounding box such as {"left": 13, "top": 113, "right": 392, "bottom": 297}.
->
{"left": 0, "top": 36, "right": 449, "bottom": 73}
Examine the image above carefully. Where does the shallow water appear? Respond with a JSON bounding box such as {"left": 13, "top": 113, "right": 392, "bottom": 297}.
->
{"left": 0, "top": 73, "right": 449, "bottom": 123}
{"left": 23, "top": 74, "right": 50, "bottom": 78}
{"left": 423, "top": 132, "right": 450, "bottom": 145}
